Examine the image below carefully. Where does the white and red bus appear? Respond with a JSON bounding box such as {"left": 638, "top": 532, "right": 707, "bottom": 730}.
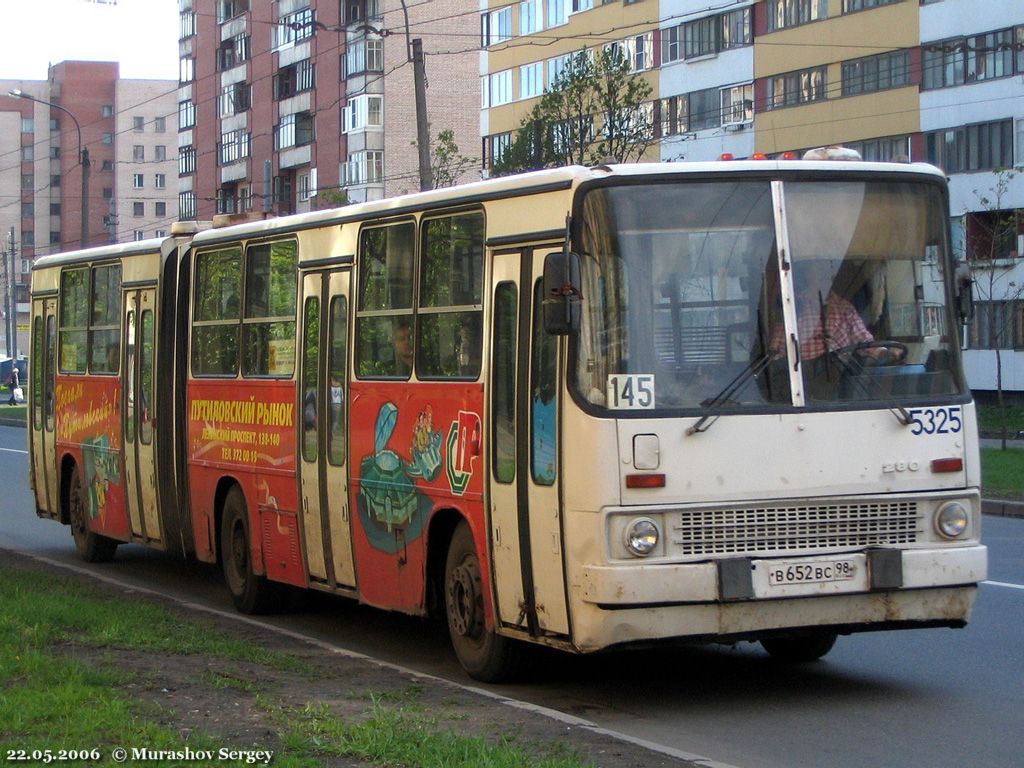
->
{"left": 29, "top": 158, "right": 986, "bottom": 681}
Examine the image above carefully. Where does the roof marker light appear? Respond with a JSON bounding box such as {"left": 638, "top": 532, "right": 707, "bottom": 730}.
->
{"left": 719, "top": 153, "right": 735, "bottom": 161}
{"left": 781, "top": 151, "right": 799, "bottom": 160}
{"left": 752, "top": 152, "right": 768, "bottom": 160}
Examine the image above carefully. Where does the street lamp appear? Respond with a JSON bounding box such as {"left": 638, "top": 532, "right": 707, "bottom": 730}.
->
{"left": 8, "top": 88, "right": 91, "bottom": 249}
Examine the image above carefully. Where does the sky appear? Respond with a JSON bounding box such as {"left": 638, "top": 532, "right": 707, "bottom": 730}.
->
{"left": 0, "top": 0, "right": 179, "bottom": 82}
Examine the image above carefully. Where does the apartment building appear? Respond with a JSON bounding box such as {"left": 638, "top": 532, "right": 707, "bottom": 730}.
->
{"left": 479, "top": 0, "right": 1024, "bottom": 393}
{"left": 0, "top": 61, "right": 177, "bottom": 333}
{"left": 177, "top": 0, "right": 479, "bottom": 218}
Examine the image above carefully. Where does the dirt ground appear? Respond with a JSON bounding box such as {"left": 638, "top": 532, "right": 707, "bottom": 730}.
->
{"left": 7, "top": 551, "right": 702, "bottom": 768}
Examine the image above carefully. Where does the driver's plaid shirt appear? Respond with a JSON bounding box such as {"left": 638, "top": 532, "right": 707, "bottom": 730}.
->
{"left": 771, "top": 293, "right": 873, "bottom": 361}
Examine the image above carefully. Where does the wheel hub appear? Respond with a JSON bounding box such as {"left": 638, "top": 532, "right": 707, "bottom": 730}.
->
{"left": 448, "top": 561, "right": 482, "bottom": 639}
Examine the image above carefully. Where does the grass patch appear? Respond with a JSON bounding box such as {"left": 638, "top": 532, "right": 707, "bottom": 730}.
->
{"left": 286, "top": 700, "right": 590, "bottom": 768}
{"left": 0, "top": 561, "right": 597, "bottom": 768}
{"left": 977, "top": 402, "right": 1024, "bottom": 438}
{"left": 981, "top": 447, "right": 1024, "bottom": 500}
{"left": 0, "top": 402, "right": 26, "bottom": 422}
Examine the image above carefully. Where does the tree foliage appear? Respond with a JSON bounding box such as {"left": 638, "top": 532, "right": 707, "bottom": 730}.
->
{"left": 430, "top": 129, "right": 476, "bottom": 189}
{"left": 492, "top": 47, "right": 654, "bottom": 176}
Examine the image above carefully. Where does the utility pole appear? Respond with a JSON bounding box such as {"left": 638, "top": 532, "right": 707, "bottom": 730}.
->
{"left": 8, "top": 228, "right": 17, "bottom": 360}
{"left": 399, "top": 0, "right": 432, "bottom": 191}
{"left": 1, "top": 239, "right": 9, "bottom": 359}
{"left": 80, "top": 147, "right": 91, "bottom": 248}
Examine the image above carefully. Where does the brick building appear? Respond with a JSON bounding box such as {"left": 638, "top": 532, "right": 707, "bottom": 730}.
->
{"left": 176, "top": 0, "right": 480, "bottom": 219}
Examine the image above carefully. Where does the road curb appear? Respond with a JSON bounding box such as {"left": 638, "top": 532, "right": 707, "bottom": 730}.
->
{"left": 981, "top": 498, "right": 1024, "bottom": 519}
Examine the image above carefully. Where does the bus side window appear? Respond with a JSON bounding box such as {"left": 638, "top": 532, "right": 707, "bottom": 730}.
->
{"left": 192, "top": 247, "right": 242, "bottom": 376}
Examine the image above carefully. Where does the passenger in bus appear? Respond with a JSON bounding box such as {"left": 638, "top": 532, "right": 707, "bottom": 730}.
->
{"left": 392, "top": 318, "right": 414, "bottom": 375}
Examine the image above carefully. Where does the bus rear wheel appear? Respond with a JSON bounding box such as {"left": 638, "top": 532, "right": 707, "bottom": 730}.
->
{"left": 68, "top": 467, "right": 118, "bottom": 563}
{"left": 760, "top": 632, "right": 837, "bottom": 662}
{"left": 220, "top": 486, "right": 280, "bottom": 615}
{"left": 444, "top": 521, "right": 518, "bottom": 682}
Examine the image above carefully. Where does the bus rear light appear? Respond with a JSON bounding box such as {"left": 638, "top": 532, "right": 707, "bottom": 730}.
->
{"left": 626, "top": 473, "right": 666, "bottom": 489}
{"left": 931, "top": 458, "right": 963, "bottom": 473}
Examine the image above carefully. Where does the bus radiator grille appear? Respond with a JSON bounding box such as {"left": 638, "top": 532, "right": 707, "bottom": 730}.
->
{"left": 671, "top": 501, "right": 920, "bottom": 557}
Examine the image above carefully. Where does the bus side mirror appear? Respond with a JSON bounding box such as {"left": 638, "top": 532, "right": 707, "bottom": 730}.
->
{"left": 542, "top": 250, "right": 582, "bottom": 335}
{"left": 955, "top": 264, "right": 974, "bottom": 323}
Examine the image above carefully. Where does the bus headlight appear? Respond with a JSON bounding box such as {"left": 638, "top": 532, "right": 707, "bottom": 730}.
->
{"left": 625, "top": 518, "right": 659, "bottom": 556}
{"left": 935, "top": 502, "right": 969, "bottom": 539}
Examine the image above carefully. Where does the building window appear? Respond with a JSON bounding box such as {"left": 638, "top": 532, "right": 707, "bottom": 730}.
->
{"left": 155, "top": 201, "right": 167, "bottom": 217}
{"left": 689, "top": 87, "right": 721, "bottom": 131}
{"left": 483, "top": 132, "right": 512, "bottom": 169}
{"left": 273, "top": 6, "right": 314, "bottom": 50}
{"left": 102, "top": 187, "right": 113, "bottom": 200}
{"left": 133, "top": 202, "right": 145, "bottom": 217}
{"left": 220, "top": 83, "right": 251, "bottom": 117}
{"left": 22, "top": 202, "right": 33, "bottom": 218}
{"left": 178, "top": 99, "right": 196, "bottom": 129}
{"left": 298, "top": 173, "right": 311, "bottom": 202}
{"left": 926, "top": 119, "right": 1014, "bottom": 174}
{"left": 21, "top": 147, "right": 34, "bottom": 162}
{"left": 276, "top": 111, "right": 314, "bottom": 149}
{"left": 520, "top": 61, "right": 543, "bottom": 99}
{"left": 179, "top": 10, "right": 196, "bottom": 39}
{"left": 155, "top": 173, "right": 166, "bottom": 189}
{"left": 102, "top": 105, "right": 114, "bottom": 118}
{"left": 219, "top": 130, "right": 252, "bottom": 165}
{"left": 721, "top": 83, "right": 754, "bottom": 125}
{"left": 843, "top": 0, "right": 899, "bottom": 11}
{"left": 216, "top": 0, "right": 249, "bottom": 23}
{"left": 50, "top": 174, "right": 61, "bottom": 188}
{"left": 606, "top": 32, "right": 654, "bottom": 72}
{"left": 768, "top": 67, "right": 828, "bottom": 109}
{"left": 22, "top": 231, "right": 34, "bottom": 247}
{"left": 489, "top": 69, "right": 513, "bottom": 106}
{"left": 155, "top": 145, "right": 167, "bottom": 161}
{"left": 571, "top": 0, "right": 593, "bottom": 12}
{"left": 179, "top": 145, "right": 197, "bottom": 175}
{"left": 21, "top": 117, "right": 33, "bottom": 133}
{"left": 179, "top": 191, "right": 197, "bottom": 220}
{"left": 102, "top": 133, "right": 114, "bottom": 145}
{"left": 50, "top": 232, "right": 60, "bottom": 245}
{"left": 156, "top": 230, "right": 167, "bottom": 238}
{"left": 154, "top": 116, "right": 166, "bottom": 133}
{"left": 101, "top": 159, "right": 114, "bottom": 171}
{"left": 481, "top": 5, "right": 512, "bottom": 47}
{"left": 969, "top": 300, "right": 1024, "bottom": 350}
{"left": 132, "top": 115, "right": 145, "bottom": 132}
{"left": 845, "top": 135, "right": 911, "bottom": 162}
{"left": 520, "top": 0, "right": 541, "bottom": 35}
{"left": 179, "top": 57, "right": 195, "bottom": 84}
{"left": 218, "top": 34, "right": 251, "bottom": 70}
{"left": 133, "top": 174, "right": 144, "bottom": 189}
{"left": 133, "top": 145, "right": 145, "bottom": 161}
{"left": 342, "top": 95, "right": 383, "bottom": 133}
{"left": 50, "top": 203, "right": 61, "bottom": 216}
{"left": 345, "top": 37, "right": 383, "bottom": 77}
{"left": 344, "top": 150, "right": 384, "bottom": 186}
{"left": 134, "top": 230, "right": 146, "bottom": 241}
{"left": 923, "top": 27, "right": 1021, "bottom": 90}
{"left": 766, "top": 0, "right": 825, "bottom": 32}
{"left": 842, "top": 49, "right": 910, "bottom": 96}
{"left": 548, "top": 0, "right": 568, "bottom": 28}
{"left": 274, "top": 59, "right": 315, "bottom": 99}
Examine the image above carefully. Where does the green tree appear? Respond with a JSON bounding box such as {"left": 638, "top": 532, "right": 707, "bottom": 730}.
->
{"left": 311, "top": 188, "right": 350, "bottom": 211}
{"left": 492, "top": 47, "right": 654, "bottom": 176}
{"left": 430, "top": 129, "right": 476, "bottom": 189}
{"left": 969, "top": 167, "right": 1024, "bottom": 449}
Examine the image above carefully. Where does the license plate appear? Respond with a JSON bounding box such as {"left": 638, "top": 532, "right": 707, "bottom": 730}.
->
{"left": 767, "top": 558, "right": 858, "bottom": 587}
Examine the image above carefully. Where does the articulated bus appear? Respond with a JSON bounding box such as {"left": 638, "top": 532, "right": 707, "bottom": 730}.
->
{"left": 29, "top": 159, "right": 986, "bottom": 681}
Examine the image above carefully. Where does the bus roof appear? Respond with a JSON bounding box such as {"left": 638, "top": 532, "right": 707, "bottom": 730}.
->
{"left": 187, "top": 159, "right": 947, "bottom": 247}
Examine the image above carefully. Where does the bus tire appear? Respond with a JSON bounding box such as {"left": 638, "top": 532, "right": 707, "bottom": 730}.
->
{"left": 760, "top": 632, "right": 837, "bottom": 662}
{"left": 220, "top": 486, "right": 280, "bottom": 615}
{"left": 68, "top": 466, "right": 118, "bottom": 563}
{"left": 444, "top": 520, "right": 518, "bottom": 682}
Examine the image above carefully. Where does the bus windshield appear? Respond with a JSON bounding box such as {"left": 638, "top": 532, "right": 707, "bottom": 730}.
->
{"left": 573, "top": 177, "right": 965, "bottom": 413}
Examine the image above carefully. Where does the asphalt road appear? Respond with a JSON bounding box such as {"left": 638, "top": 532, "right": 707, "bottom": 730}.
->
{"left": 1, "top": 424, "right": 1021, "bottom": 768}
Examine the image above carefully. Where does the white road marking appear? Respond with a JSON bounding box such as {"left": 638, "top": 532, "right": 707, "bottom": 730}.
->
{"left": 0, "top": 447, "right": 28, "bottom": 455}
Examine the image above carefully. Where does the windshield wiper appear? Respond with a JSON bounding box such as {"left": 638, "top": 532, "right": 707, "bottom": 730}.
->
{"left": 686, "top": 353, "right": 773, "bottom": 435}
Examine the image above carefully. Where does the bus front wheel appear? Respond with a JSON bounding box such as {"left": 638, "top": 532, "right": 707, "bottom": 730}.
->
{"left": 760, "top": 632, "right": 837, "bottom": 662}
{"left": 68, "top": 467, "right": 118, "bottom": 563}
{"left": 220, "top": 486, "right": 280, "bottom": 615}
{"left": 444, "top": 521, "right": 518, "bottom": 682}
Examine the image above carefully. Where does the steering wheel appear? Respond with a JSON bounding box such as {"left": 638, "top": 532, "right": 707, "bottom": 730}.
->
{"left": 833, "top": 340, "right": 908, "bottom": 367}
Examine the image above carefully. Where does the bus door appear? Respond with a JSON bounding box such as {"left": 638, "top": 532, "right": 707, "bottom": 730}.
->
{"left": 298, "top": 270, "right": 356, "bottom": 589}
{"left": 122, "top": 287, "right": 161, "bottom": 544}
{"left": 30, "top": 297, "right": 59, "bottom": 518}
{"left": 488, "top": 249, "right": 569, "bottom": 638}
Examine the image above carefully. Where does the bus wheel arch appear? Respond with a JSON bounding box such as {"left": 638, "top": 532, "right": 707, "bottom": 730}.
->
{"left": 217, "top": 480, "right": 281, "bottom": 615}
{"left": 443, "top": 517, "right": 520, "bottom": 682}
